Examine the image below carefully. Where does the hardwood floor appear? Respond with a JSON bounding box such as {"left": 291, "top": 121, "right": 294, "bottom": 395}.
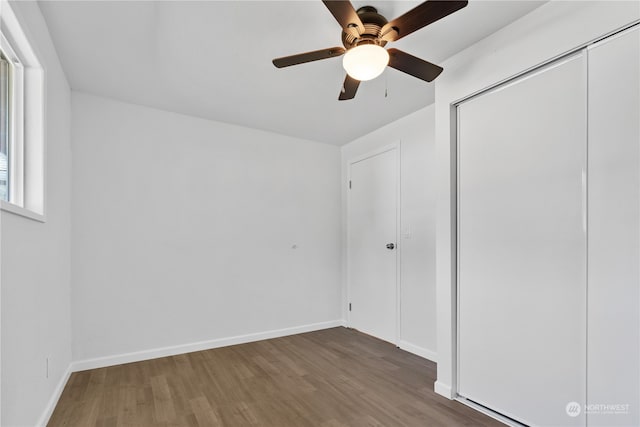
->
{"left": 48, "top": 327, "right": 502, "bottom": 426}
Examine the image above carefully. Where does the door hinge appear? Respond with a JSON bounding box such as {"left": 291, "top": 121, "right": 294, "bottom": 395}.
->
{"left": 349, "top": 180, "right": 351, "bottom": 189}
{"left": 349, "top": 303, "right": 352, "bottom": 311}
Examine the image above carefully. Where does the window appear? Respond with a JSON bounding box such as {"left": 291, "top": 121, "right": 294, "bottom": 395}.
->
{"left": 0, "top": 47, "right": 15, "bottom": 204}
{"left": 0, "top": 50, "right": 8, "bottom": 202}
{"left": 0, "top": 26, "right": 25, "bottom": 210}
{"left": 0, "top": 0, "right": 45, "bottom": 220}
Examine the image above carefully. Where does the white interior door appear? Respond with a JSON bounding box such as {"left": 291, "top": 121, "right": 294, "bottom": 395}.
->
{"left": 348, "top": 147, "right": 398, "bottom": 344}
{"left": 457, "top": 54, "right": 587, "bottom": 426}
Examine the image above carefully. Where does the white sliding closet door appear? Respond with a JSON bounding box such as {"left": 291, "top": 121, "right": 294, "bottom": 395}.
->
{"left": 457, "top": 54, "right": 587, "bottom": 426}
{"left": 587, "top": 26, "right": 639, "bottom": 427}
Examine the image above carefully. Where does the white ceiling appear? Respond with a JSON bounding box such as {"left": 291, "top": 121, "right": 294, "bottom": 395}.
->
{"left": 38, "top": 0, "right": 545, "bottom": 145}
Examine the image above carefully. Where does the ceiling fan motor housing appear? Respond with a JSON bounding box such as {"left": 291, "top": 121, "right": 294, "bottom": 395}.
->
{"left": 342, "top": 6, "right": 390, "bottom": 49}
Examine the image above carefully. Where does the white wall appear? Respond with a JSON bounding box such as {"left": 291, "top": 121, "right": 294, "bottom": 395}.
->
{"left": 434, "top": 0, "right": 639, "bottom": 401}
{"left": 0, "top": 1, "right": 73, "bottom": 426}
{"left": 341, "top": 105, "right": 437, "bottom": 360}
{"left": 70, "top": 92, "right": 342, "bottom": 362}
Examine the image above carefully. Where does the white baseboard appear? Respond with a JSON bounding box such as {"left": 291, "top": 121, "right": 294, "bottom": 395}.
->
{"left": 398, "top": 340, "right": 437, "bottom": 363}
{"left": 434, "top": 380, "right": 454, "bottom": 399}
{"left": 36, "top": 365, "right": 72, "bottom": 427}
{"left": 72, "top": 319, "right": 345, "bottom": 372}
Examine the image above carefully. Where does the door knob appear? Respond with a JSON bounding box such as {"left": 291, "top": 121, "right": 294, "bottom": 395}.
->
{"left": 386, "top": 243, "right": 395, "bottom": 250}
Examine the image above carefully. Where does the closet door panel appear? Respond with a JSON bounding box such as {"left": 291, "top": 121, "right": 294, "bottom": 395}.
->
{"left": 587, "top": 26, "right": 640, "bottom": 426}
{"left": 457, "top": 54, "right": 587, "bottom": 426}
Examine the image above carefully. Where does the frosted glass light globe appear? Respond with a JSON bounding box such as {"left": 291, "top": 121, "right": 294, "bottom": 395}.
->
{"left": 342, "top": 45, "right": 389, "bottom": 81}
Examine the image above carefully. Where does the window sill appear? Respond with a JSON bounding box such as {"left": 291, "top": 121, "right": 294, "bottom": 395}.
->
{"left": 1, "top": 200, "right": 45, "bottom": 222}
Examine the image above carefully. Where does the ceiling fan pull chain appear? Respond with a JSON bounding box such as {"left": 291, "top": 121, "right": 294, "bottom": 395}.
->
{"left": 385, "top": 73, "right": 388, "bottom": 98}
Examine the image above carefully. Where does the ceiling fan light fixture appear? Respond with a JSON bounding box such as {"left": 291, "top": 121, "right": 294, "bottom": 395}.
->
{"left": 342, "top": 44, "right": 389, "bottom": 82}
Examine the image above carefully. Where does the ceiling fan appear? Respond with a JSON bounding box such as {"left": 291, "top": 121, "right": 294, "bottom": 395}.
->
{"left": 272, "top": 0, "right": 468, "bottom": 100}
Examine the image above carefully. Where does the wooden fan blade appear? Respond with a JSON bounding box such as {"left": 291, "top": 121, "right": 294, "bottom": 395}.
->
{"left": 381, "top": 1, "right": 468, "bottom": 42}
{"left": 322, "top": 0, "right": 364, "bottom": 35}
{"left": 339, "top": 74, "right": 360, "bottom": 100}
{"left": 272, "top": 47, "right": 346, "bottom": 68}
{"left": 387, "top": 48, "right": 443, "bottom": 82}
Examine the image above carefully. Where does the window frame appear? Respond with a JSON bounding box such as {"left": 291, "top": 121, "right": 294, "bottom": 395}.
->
{"left": 0, "top": 0, "right": 45, "bottom": 222}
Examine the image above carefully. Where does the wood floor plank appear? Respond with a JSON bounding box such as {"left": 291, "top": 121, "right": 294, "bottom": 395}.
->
{"left": 150, "top": 375, "right": 176, "bottom": 423}
{"left": 48, "top": 327, "right": 503, "bottom": 426}
{"left": 189, "top": 396, "right": 222, "bottom": 426}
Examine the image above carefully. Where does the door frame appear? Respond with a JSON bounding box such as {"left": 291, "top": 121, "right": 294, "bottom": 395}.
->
{"left": 346, "top": 142, "right": 401, "bottom": 346}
